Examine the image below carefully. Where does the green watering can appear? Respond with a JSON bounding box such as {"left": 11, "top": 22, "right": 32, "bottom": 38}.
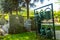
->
{"left": 40, "top": 9, "right": 45, "bottom": 21}
{"left": 44, "top": 8, "right": 52, "bottom": 20}
{"left": 40, "top": 27, "right": 46, "bottom": 35}
{"left": 46, "top": 27, "right": 53, "bottom": 39}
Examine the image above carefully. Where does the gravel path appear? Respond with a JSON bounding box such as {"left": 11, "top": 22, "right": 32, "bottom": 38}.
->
{"left": 56, "top": 30, "right": 60, "bottom": 40}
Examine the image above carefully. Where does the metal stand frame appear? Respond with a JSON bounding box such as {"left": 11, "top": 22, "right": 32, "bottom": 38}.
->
{"left": 34, "top": 3, "right": 56, "bottom": 40}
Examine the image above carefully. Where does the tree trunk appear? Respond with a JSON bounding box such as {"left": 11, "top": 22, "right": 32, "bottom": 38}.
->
{"left": 27, "top": 2, "right": 29, "bottom": 19}
{"left": 25, "top": 0, "right": 30, "bottom": 19}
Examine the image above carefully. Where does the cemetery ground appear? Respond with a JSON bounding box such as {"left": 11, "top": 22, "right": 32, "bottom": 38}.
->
{"left": 0, "top": 32, "right": 53, "bottom": 40}
{"left": 0, "top": 26, "right": 60, "bottom": 40}
{"left": 0, "top": 13, "right": 60, "bottom": 40}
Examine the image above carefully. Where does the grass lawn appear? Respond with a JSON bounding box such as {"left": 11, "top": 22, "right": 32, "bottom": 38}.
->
{"left": 0, "top": 32, "right": 37, "bottom": 40}
{"left": 0, "top": 32, "right": 53, "bottom": 40}
{"left": 0, "top": 26, "right": 59, "bottom": 40}
{"left": 55, "top": 26, "right": 60, "bottom": 30}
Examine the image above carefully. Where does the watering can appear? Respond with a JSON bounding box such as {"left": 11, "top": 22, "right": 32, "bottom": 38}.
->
{"left": 44, "top": 8, "right": 52, "bottom": 20}
{"left": 46, "top": 27, "right": 53, "bottom": 39}
{"left": 40, "top": 9, "right": 45, "bottom": 21}
{"left": 40, "top": 27, "right": 46, "bottom": 35}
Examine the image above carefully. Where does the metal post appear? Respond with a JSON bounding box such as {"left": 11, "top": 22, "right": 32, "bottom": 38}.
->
{"left": 51, "top": 4, "right": 56, "bottom": 40}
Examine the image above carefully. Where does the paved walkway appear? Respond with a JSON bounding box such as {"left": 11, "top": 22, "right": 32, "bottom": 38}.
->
{"left": 56, "top": 30, "right": 60, "bottom": 40}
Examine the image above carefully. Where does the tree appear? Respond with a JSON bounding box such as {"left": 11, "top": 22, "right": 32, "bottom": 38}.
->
{"left": 0, "top": 0, "right": 40, "bottom": 33}
{"left": 18, "top": 0, "right": 38, "bottom": 19}
{"left": 1, "top": 0, "right": 18, "bottom": 14}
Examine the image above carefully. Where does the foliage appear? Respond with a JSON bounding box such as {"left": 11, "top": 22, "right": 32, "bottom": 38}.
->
{"left": 1, "top": 0, "right": 18, "bottom": 13}
{"left": 54, "top": 11, "right": 60, "bottom": 17}
{"left": 54, "top": 10, "right": 60, "bottom": 22}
